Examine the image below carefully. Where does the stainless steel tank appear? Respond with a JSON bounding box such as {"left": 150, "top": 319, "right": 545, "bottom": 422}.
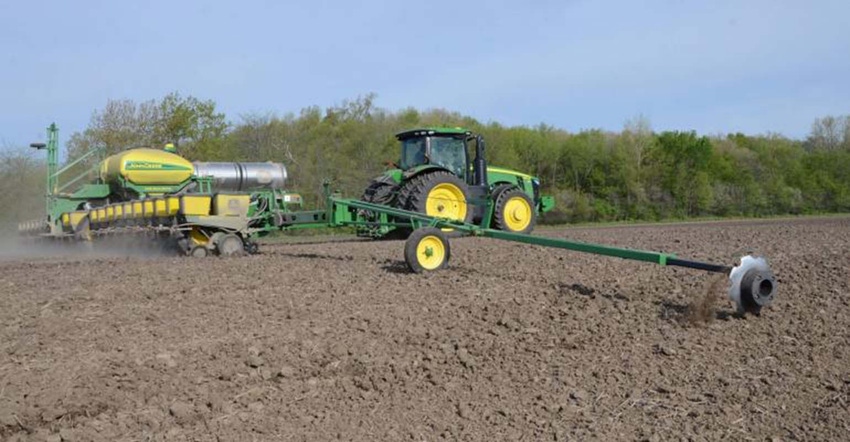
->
{"left": 192, "top": 162, "right": 287, "bottom": 191}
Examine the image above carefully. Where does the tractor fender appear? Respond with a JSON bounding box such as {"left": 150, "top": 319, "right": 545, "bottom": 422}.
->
{"left": 373, "top": 171, "right": 402, "bottom": 185}
{"left": 402, "top": 164, "right": 452, "bottom": 181}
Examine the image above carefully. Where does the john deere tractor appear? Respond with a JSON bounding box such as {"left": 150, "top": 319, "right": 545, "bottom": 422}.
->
{"left": 360, "top": 127, "right": 554, "bottom": 238}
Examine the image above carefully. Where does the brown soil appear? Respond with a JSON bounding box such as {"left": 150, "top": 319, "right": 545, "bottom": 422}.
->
{"left": 1, "top": 217, "right": 848, "bottom": 441}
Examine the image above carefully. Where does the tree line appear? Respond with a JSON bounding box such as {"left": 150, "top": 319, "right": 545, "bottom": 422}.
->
{"left": 2, "top": 92, "right": 849, "bottom": 229}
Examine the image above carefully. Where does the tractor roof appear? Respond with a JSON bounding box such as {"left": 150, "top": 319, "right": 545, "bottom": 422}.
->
{"left": 395, "top": 127, "right": 472, "bottom": 140}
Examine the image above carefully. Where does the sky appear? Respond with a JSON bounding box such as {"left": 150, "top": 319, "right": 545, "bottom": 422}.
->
{"left": 1, "top": 0, "right": 848, "bottom": 149}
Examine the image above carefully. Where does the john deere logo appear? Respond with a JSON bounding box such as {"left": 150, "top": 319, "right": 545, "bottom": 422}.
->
{"left": 125, "top": 161, "right": 191, "bottom": 171}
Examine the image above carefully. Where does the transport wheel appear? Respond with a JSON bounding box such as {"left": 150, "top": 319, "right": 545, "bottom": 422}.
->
{"left": 216, "top": 233, "right": 245, "bottom": 257}
{"left": 492, "top": 186, "right": 537, "bottom": 234}
{"left": 404, "top": 227, "right": 451, "bottom": 273}
{"left": 400, "top": 171, "right": 472, "bottom": 234}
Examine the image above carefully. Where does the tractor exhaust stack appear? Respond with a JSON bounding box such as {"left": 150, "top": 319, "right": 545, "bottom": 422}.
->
{"left": 471, "top": 135, "right": 488, "bottom": 187}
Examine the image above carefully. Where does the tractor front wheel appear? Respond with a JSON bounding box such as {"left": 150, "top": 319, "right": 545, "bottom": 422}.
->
{"left": 404, "top": 227, "right": 451, "bottom": 273}
{"left": 492, "top": 186, "right": 537, "bottom": 234}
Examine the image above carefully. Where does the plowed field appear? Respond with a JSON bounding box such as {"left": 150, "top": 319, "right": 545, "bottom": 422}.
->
{"left": 1, "top": 217, "right": 849, "bottom": 441}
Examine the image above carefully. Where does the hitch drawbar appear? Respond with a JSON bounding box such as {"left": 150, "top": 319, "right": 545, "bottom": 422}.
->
{"left": 401, "top": 226, "right": 777, "bottom": 316}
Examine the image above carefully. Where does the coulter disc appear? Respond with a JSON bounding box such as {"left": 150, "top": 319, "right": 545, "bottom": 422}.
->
{"left": 728, "top": 255, "right": 777, "bottom": 315}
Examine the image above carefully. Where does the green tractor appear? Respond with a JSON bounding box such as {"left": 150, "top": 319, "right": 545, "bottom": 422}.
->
{"left": 360, "top": 127, "right": 554, "bottom": 237}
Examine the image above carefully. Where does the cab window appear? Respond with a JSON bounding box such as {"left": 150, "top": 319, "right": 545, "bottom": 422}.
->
{"left": 400, "top": 138, "right": 426, "bottom": 169}
{"left": 429, "top": 137, "right": 466, "bottom": 177}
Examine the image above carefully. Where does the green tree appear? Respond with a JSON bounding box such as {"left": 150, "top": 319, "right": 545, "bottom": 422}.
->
{"left": 154, "top": 92, "right": 228, "bottom": 159}
{"left": 650, "top": 131, "right": 714, "bottom": 217}
{"left": 0, "top": 149, "right": 45, "bottom": 228}
{"left": 66, "top": 92, "right": 227, "bottom": 161}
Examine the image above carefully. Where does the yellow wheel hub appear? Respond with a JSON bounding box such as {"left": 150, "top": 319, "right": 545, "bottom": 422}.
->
{"left": 416, "top": 235, "right": 447, "bottom": 270}
{"left": 503, "top": 196, "right": 532, "bottom": 231}
{"left": 426, "top": 183, "right": 467, "bottom": 221}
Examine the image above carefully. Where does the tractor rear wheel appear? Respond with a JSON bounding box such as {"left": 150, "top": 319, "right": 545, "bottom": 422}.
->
{"left": 361, "top": 179, "right": 398, "bottom": 206}
{"left": 404, "top": 227, "right": 451, "bottom": 273}
{"left": 400, "top": 171, "right": 472, "bottom": 232}
{"left": 492, "top": 186, "right": 537, "bottom": 234}
{"left": 357, "top": 179, "right": 401, "bottom": 238}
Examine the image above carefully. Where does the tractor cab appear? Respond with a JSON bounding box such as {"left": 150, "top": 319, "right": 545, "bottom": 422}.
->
{"left": 397, "top": 128, "right": 471, "bottom": 180}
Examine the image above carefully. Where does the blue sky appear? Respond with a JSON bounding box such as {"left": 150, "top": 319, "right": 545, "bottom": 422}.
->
{"left": 1, "top": 0, "right": 848, "bottom": 148}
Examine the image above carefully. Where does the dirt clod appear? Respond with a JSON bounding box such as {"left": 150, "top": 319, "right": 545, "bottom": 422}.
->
{"left": 168, "top": 402, "right": 195, "bottom": 423}
{"left": 656, "top": 344, "right": 677, "bottom": 356}
{"left": 246, "top": 354, "right": 265, "bottom": 368}
{"left": 278, "top": 365, "right": 296, "bottom": 378}
{"left": 0, "top": 412, "right": 16, "bottom": 427}
{"left": 58, "top": 428, "right": 77, "bottom": 442}
{"left": 570, "top": 390, "right": 588, "bottom": 403}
